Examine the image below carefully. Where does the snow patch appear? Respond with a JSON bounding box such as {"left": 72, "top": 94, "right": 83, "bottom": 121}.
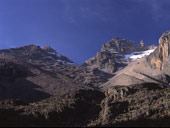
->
{"left": 48, "top": 51, "right": 63, "bottom": 58}
{"left": 125, "top": 49, "right": 156, "bottom": 61}
{"left": 44, "top": 56, "right": 74, "bottom": 65}
{"left": 48, "top": 51, "right": 56, "bottom": 55}
{"left": 44, "top": 56, "right": 56, "bottom": 61}
{"left": 57, "top": 59, "right": 74, "bottom": 64}
{"left": 57, "top": 53, "right": 62, "bottom": 57}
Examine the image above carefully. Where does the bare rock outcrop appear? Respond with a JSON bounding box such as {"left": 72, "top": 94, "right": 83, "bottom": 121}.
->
{"left": 148, "top": 31, "right": 170, "bottom": 70}
{"left": 84, "top": 38, "right": 156, "bottom": 73}
{"left": 43, "top": 45, "right": 57, "bottom": 53}
{"left": 0, "top": 45, "right": 74, "bottom": 65}
{"left": 102, "top": 31, "right": 170, "bottom": 89}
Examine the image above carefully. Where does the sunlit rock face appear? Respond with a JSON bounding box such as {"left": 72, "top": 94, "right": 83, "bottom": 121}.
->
{"left": 84, "top": 38, "right": 156, "bottom": 73}
{"left": 148, "top": 31, "right": 170, "bottom": 71}
{"left": 159, "top": 31, "right": 170, "bottom": 59}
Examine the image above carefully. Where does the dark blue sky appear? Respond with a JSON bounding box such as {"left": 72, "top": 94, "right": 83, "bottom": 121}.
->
{"left": 0, "top": 0, "right": 170, "bottom": 64}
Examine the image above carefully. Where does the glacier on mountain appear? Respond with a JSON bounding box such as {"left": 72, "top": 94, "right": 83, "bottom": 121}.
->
{"left": 124, "top": 48, "right": 156, "bottom": 61}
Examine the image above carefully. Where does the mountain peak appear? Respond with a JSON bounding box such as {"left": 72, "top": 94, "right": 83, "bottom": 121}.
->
{"left": 43, "top": 45, "right": 57, "bottom": 53}
{"left": 0, "top": 44, "right": 75, "bottom": 65}
{"left": 14, "top": 44, "right": 40, "bottom": 50}
{"left": 84, "top": 37, "right": 156, "bottom": 73}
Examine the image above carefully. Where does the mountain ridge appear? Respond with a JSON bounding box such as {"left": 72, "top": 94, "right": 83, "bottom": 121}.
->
{"left": 84, "top": 38, "right": 156, "bottom": 73}
{"left": 1, "top": 31, "right": 170, "bottom": 127}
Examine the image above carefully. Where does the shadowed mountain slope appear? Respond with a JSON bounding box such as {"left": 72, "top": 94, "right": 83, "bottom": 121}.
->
{"left": 1, "top": 31, "right": 170, "bottom": 127}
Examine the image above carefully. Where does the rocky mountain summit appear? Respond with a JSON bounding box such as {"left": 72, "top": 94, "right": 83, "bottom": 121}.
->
{"left": 102, "top": 31, "right": 170, "bottom": 88}
{"left": 0, "top": 45, "right": 74, "bottom": 65}
{"left": 0, "top": 44, "right": 114, "bottom": 103}
{"left": 1, "top": 31, "right": 170, "bottom": 127}
{"left": 84, "top": 38, "right": 156, "bottom": 73}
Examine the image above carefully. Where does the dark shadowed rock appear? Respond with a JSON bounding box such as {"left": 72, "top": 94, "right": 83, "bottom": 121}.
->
{"left": 1, "top": 32, "right": 170, "bottom": 127}
{"left": 0, "top": 89, "right": 105, "bottom": 127}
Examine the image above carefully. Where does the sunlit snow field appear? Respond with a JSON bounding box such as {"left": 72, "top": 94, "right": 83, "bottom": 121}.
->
{"left": 125, "top": 49, "right": 156, "bottom": 61}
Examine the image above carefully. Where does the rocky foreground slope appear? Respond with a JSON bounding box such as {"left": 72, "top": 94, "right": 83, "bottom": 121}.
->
{"left": 1, "top": 31, "right": 170, "bottom": 127}
{"left": 1, "top": 83, "right": 170, "bottom": 127}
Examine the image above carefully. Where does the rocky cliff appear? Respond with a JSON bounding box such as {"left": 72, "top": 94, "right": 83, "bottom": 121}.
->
{"left": 148, "top": 31, "right": 170, "bottom": 71}
{"left": 1, "top": 31, "right": 170, "bottom": 127}
{"left": 84, "top": 38, "right": 156, "bottom": 73}
{"left": 102, "top": 31, "right": 170, "bottom": 88}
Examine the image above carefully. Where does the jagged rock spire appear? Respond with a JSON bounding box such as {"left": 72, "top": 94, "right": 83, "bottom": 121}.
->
{"left": 148, "top": 30, "right": 170, "bottom": 70}
{"left": 140, "top": 40, "right": 144, "bottom": 47}
{"left": 158, "top": 32, "right": 170, "bottom": 62}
